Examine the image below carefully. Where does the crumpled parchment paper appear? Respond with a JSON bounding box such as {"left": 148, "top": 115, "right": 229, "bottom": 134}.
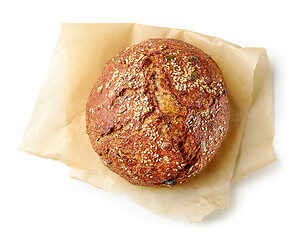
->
{"left": 20, "top": 23, "right": 276, "bottom": 222}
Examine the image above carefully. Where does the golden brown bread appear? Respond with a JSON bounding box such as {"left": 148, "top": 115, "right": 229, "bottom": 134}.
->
{"left": 86, "top": 38, "right": 230, "bottom": 187}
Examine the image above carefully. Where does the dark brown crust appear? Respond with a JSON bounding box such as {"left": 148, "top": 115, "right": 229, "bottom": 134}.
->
{"left": 86, "top": 38, "right": 230, "bottom": 187}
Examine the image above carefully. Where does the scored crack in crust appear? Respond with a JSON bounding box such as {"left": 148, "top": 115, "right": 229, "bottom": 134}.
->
{"left": 86, "top": 38, "right": 230, "bottom": 187}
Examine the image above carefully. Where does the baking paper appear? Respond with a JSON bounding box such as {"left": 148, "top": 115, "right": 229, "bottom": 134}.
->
{"left": 20, "top": 23, "right": 276, "bottom": 222}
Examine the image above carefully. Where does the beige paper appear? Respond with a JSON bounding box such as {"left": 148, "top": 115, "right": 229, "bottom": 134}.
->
{"left": 20, "top": 23, "right": 276, "bottom": 222}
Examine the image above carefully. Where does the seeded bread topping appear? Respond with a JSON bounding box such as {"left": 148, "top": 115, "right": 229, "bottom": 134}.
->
{"left": 86, "top": 38, "right": 230, "bottom": 187}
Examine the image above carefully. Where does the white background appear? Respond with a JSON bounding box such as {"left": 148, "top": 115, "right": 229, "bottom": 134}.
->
{"left": 0, "top": 0, "right": 300, "bottom": 239}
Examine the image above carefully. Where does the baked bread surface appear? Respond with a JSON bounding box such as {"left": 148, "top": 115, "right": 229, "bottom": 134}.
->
{"left": 86, "top": 38, "right": 230, "bottom": 187}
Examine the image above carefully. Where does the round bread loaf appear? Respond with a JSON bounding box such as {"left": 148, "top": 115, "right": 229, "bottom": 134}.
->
{"left": 86, "top": 38, "right": 230, "bottom": 187}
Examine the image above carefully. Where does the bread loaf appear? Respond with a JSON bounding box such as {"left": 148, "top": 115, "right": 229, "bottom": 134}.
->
{"left": 86, "top": 38, "right": 230, "bottom": 187}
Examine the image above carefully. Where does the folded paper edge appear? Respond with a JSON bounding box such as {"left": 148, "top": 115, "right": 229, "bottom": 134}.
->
{"left": 231, "top": 49, "right": 277, "bottom": 182}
